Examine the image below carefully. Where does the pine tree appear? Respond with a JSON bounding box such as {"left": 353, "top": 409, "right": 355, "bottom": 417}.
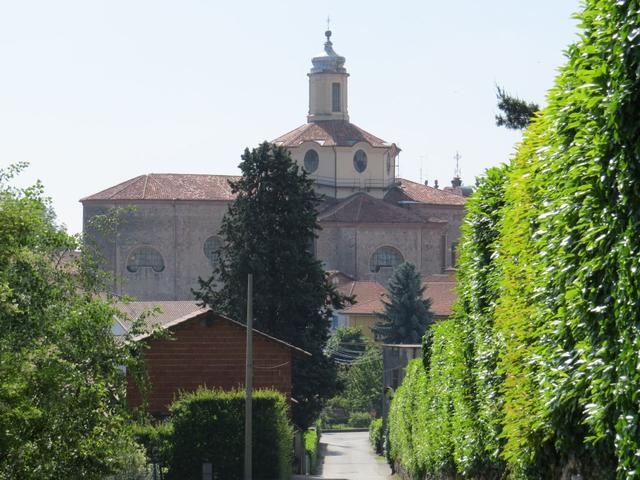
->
{"left": 194, "top": 142, "right": 349, "bottom": 429}
{"left": 495, "top": 85, "right": 539, "bottom": 130}
{"left": 372, "top": 262, "right": 433, "bottom": 344}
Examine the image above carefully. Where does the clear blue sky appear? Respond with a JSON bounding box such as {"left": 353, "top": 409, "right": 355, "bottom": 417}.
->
{"left": 0, "top": 0, "right": 581, "bottom": 234}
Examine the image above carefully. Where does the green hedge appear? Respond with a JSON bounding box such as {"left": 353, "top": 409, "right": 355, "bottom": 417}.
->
{"left": 167, "top": 388, "right": 293, "bottom": 480}
{"left": 304, "top": 427, "right": 321, "bottom": 474}
{"left": 369, "top": 418, "right": 384, "bottom": 455}
{"left": 387, "top": 1, "right": 640, "bottom": 478}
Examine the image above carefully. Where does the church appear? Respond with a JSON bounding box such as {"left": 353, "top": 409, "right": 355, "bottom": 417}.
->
{"left": 81, "top": 29, "right": 467, "bottom": 305}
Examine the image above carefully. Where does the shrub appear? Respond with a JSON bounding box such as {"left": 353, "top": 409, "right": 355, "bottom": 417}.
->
{"left": 167, "top": 388, "right": 293, "bottom": 480}
{"left": 304, "top": 427, "right": 321, "bottom": 474}
{"left": 347, "top": 411, "right": 371, "bottom": 428}
{"left": 369, "top": 418, "right": 384, "bottom": 455}
{"left": 131, "top": 421, "right": 172, "bottom": 469}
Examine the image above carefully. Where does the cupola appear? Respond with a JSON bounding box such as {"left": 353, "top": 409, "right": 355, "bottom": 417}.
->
{"left": 307, "top": 30, "right": 349, "bottom": 122}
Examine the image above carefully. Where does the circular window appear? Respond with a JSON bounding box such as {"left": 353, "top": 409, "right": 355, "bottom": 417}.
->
{"left": 204, "top": 235, "right": 223, "bottom": 267}
{"left": 126, "top": 246, "right": 165, "bottom": 273}
{"left": 353, "top": 150, "right": 368, "bottom": 173}
{"left": 303, "top": 149, "right": 319, "bottom": 173}
{"left": 370, "top": 246, "right": 404, "bottom": 272}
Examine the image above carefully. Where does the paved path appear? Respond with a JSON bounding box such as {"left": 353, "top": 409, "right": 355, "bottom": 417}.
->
{"left": 314, "top": 431, "right": 393, "bottom": 480}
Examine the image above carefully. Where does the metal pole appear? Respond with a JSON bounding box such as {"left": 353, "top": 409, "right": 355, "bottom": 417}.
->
{"left": 244, "top": 273, "right": 253, "bottom": 480}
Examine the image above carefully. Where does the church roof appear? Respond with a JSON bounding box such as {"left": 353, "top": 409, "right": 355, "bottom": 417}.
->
{"left": 273, "top": 120, "right": 396, "bottom": 150}
{"left": 318, "top": 192, "right": 431, "bottom": 225}
{"left": 81, "top": 173, "right": 240, "bottom": 202}
{"left": 386, "top": 178, "right": 466, "bottom": 206}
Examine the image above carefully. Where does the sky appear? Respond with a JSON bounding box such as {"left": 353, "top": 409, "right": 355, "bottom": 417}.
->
{"left": 0, "top": 0, "right": 581, "bottom": 234}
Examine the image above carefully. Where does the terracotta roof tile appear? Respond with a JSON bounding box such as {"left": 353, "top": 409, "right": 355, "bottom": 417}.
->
{"left": 385, "top": 178, "right": 466, "bottom": 206}
{"left": 115, "top": 300, "right": 205, "bottom": 331}
{"left": 273, "top": 120, "right": 395, "bottom": 149}
{"left": 334, "top": 271, "right": 457, "bottom": 318}
{"left": 319, "top": 192, "right": 429, "bottom": 224}
{"left": 337, "top": 281, "right": 387, "bottom": 315}
{"left": 423, "top": 272, "right": 457, "bottom": 317}
{"left": 81, "top": 174, "right": 240, "bottom": 202}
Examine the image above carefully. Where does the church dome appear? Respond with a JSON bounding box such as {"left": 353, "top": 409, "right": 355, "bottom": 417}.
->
{"left": 311, "top": 30, "right": 346, "bottom": 73}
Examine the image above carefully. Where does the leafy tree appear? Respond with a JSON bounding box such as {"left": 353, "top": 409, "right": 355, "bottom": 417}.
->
{"left": 372, "top": 262, "right": 433, "bottom": 344}
{"left": 0, "top": 164, "right": 148, "bottom": 478}
{"left": 325, "top": 327, "right": 382, "bottom": 415}
{"left": 495, "top": 85, "right": 539, "bottom": 130}
{"left": 194, "top": 142, "right": 349, "bottom": 429}
{"left": 326, "top": 326, "right": 367, "bottom": 360}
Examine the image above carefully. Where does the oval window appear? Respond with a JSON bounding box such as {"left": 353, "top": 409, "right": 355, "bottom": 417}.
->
{"left": 304, "top": 149, "right": 319, "bottom": 173}
{"left": 353, "top": 150, "right": 368, "bottom": 173}
{"left": 126, "top": 246, "right": 165, "bottom": 273}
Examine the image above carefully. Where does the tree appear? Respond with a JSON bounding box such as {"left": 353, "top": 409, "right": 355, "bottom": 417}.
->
{"left": 0, "top": 164, "right": 147, "bottom": 478}
{"left": 495, "top": 85, "right": 539, "bottom": 130}
{"left": 372, "top": 262, "right": 433, "bottom": 344}
{"left": 194, "top": 142, "right": 350, "bottom": 429}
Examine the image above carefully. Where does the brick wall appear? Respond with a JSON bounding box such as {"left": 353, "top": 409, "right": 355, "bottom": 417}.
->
{"left": 127, "top": 313, "right": 294, "bottom": 414}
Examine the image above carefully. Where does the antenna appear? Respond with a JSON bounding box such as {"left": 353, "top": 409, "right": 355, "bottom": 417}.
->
{"left": 454, "top": 151, "right": 462, "bottom": 178}
{"left": 326, "top": 16, "right": 331, "bottom": 31}
{"left": 419, "top": 155, "right": 424, "bottom": 184}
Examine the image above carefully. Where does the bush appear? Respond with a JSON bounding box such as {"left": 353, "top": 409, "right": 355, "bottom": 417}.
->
{"left": 347, "top": 411, "right": 371, "bottom": 428}
{"left": 131, "top": 421, "right": 172, "bottom": 469}
{"left": 369, "top": 418, "right": 384, "bottom": 455}
{"left": 304, "top": 427, "right": 321, "bottom": 474}
{"left": 167, "top": 388, "right": 293, "bottom": 480}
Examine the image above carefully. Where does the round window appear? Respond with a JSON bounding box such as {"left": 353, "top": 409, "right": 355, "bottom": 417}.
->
{"left": 353, "top": 150, "right": 368, "bottom": 173}
{"left": 303, "top": 149, "right": 319, "bottom": 173}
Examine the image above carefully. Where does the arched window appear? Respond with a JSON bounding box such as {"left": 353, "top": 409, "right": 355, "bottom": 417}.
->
{"left": 204, "top": 235, "right": 223, "bottom": 267}
{"left": 353, "top": 150, "right": 368, "bottom": 173}
{"left": 126, "top": 246, "right": 165, "bottom": 273}
{"left": 303, "top": 149, "right": 319, "bottom": 173}
{"left": 370, "top": 246, "right": 404, "bottom": 272}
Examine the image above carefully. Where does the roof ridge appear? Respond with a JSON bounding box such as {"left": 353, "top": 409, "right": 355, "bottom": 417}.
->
{"left": 142, "top": 174, "right": 149, "bottom": 199}
{"left": 106, "top": 175, "right": 146, "bottom": 200}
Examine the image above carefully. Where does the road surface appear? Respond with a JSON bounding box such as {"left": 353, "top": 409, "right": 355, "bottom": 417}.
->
{"left": 315, "top": 431, "right": 393, "bottom": 480}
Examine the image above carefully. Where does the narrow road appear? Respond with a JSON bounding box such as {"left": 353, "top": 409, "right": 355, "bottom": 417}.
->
{"left": 316, "top": 431, "right": 393, "bottom": 480}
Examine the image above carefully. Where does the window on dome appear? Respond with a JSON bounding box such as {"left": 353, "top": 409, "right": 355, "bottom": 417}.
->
{"left": 332, "top": 83, "right": 341, "bottom": 112}
{"left": 370, "top": 246, "right": 404, "bottom": 272}
{"left": 303, "top": 149, "right": 319, "bottom": 173}
{"left": 204, "top": 235, "right": 223, "bottom": 267}
{"left": 126, "top": 246, "right": 165, "bottom": 273}
{"left": 353, "top": 150, "right": 368, "bottom": 173}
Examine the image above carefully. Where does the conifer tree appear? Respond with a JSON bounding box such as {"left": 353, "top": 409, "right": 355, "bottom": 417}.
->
{"left": 372, "top": 262, "right": 433, "bottom": 344}
{"left": 194, "top": 142, "right": 349, "bottom": 429}
{"left": 495, "top": 85, "right": 539, "bottom": 130}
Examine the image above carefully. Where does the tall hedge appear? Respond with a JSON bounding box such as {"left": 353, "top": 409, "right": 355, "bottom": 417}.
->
{"left": 387, "top": 1, "right": 640, "bottom": 478}
{"left": 167, "top": 388, "right": 292, "bottom": 480}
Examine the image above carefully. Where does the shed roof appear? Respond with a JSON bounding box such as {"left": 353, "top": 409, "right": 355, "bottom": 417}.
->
{"left": 118, "top": 303, "right": 311, "bottom": 357}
